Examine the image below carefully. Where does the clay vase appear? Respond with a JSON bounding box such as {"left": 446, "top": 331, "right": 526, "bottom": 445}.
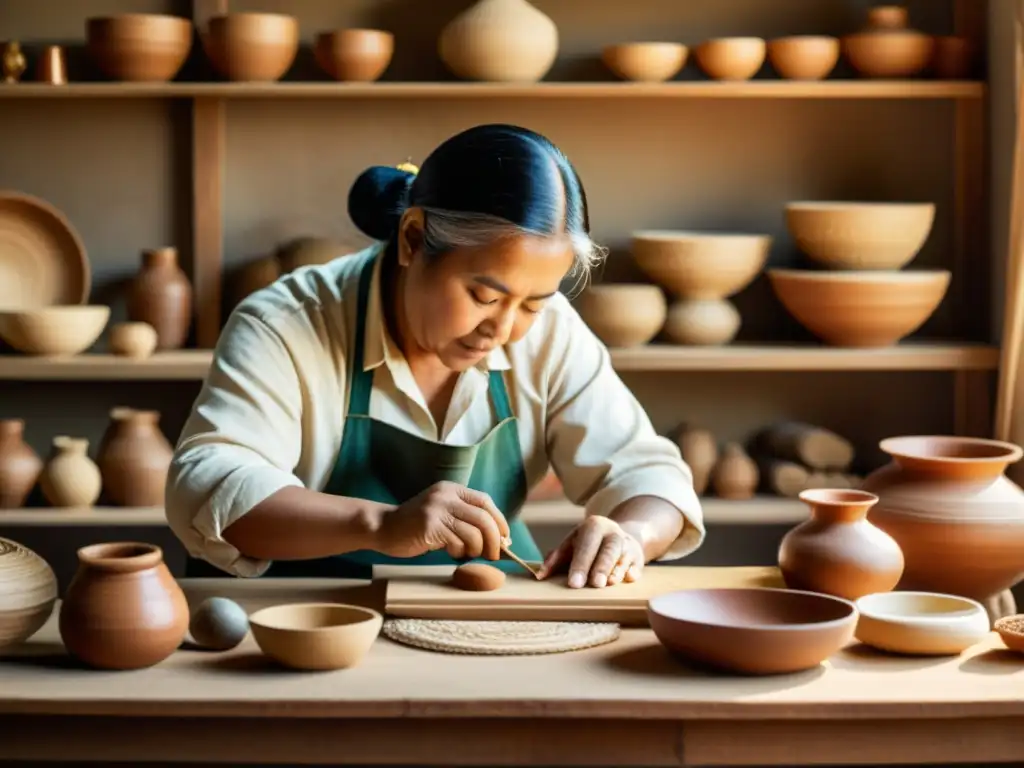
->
{"left": 39, "top": 436, "right": 102, "bottom": 508}
{"left": 0, "top": 418, "right": 42, "bottom": 508}
{"left": 438, "top": 0, "right": 559, "bottom": 83}
{"left": 778, "top": 489, "right": 904, "bottom": 601}
{"left": 0, "top": 537, "right": 58, "bottom": 650}
{"left": 97, "top": 408, "right": 174, "bottom": 507}
{"left": 710, "top": 443, "right": 759, "bottom": 500}
{"left": 672, "top": 425, "right": 718, "bottom": 496}
{"left": 841, "top": 5, "right": 934, "bottom": 78}
{"left": 59, "top": 542, "right": 189, "bottom": 670}
{"left": 860, "top": 436, "right": 1024, "bottom": 605}
{"left": 126, "top": 247, "right": 193, "bottom": 350}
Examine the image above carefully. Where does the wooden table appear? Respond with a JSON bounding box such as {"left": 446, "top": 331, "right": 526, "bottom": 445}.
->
{"left": 1, "top": 576, "right": 1023, "bottom": 766}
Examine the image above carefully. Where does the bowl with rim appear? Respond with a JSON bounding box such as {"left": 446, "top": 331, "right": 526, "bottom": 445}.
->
{"left": 202, "top": 12, "right": 299, "bottom": 82}
{"left": 573, "top": 284, "right": 667, "bottom": 347}
{"left": 602, "top": 42, "right": 688, "bottom": 82}
{"left": 854, "top": 591, "right": 990, "bottom": 656}
{"left": 0, "top": 306, "right": 110, "bottom": 356}
{"left": 86, "top": 13, "right": 193, "bottom": 82}
{"left": 767, "top": 36, "right": 840, "bottom": 80}
{"left": 694, "top": 37, "right": 766, "bottom": 80}
{"left": 248, "top": 602, "right": 383, "bottom": 670}
{"left": 631, "top": 231, "right": 771, "bottom": 299}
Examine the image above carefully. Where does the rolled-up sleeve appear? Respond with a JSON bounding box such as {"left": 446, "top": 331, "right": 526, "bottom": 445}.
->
{"left": 165, "top": 308, "right": 306, "bottom": 577}
{"left": 543, "top": 307, "right": 705, "bottom": 561}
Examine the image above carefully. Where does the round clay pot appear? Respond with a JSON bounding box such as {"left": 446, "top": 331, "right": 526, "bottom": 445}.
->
{"left": 861, "top": 436, "right": 1024, "bottom": 604}
{"left": 59, "top": 542, "right": 189, "bottom": 670}
{"left": 39, "top": 436, "right": 102, "bottom": 508}
{"left": 573, "top": 284, "right": 667, "bottom": 348}
{"left": 0, "top": 419, "right": 42, "bottom": 509}
{"left": 108, "top": 321, "right": 158, "bottom": 359}
{"left": 314, "top": 29, "right": 394, "bottom": 82}
{"left": 779, "top": 488, "right": 904, "bottom": 601}
{"left": 662, "top": 298, "right": 741, "bottom": 346}
{"left": 126, "top": 247, "right": 193, "bottom": 351}
{"left": 841, "top": 5, "right": 934, "bottom": 78}
{"left": 672, "top": 425, "right": 718, "bottom": 496}
{"left": 97, "top": 407, "right": 173, "bottom": 507}
{"left": 710, "top": 443, "right": 759, "bottom": 499}
{"left": 0, "top": 537, "right": 57, "bottom": 650}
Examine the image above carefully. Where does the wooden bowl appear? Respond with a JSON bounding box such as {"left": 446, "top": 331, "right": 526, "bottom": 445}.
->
{"left": 248, "top": 602, "right": 382, "bottom": 670}
{"left": 767, "top": 269, "right": 951, "bottom": 348}
{"left": 631, "top": 231, "right": 770, "bottom": 299}
{"left": 573, "top": 284, "right": 666, "bottom": 348}
{"left": 86, "top": 14, "right": 193, "bottom": 82}
{"left": 314, "top": 29, "right": 394, "bottom": 82}
{"left": 0, "top": 306, "right": 110, "bottom": 356}
{"left": 994, "top": 614, "right": 1024, "bottom": 653}
{"left": 842, "top": 31, "right": 934, "bottom": 79}
{"left": 694, "top": 37, "right": 766, "bottom": 81}
{"left": 785, "top": 202, "right": 936, "bottom": 270}
{"left": 648, "top": 587, "right": 857, "bottom": 675}
{"left": 602, "top": 43, "right": 688, "bottom": 82}
{"left": 767, "top": 36, "right": 840, "bottom": 80}
{"left": 854, "top": 592, "right": 990, "bottom": 656}
{"left": 202, "top": 13, "right": 299, "bottom": 82}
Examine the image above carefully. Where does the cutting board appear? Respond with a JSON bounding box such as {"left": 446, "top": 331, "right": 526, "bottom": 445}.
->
{"left": 383, "top": 565, "right": 784, "bottom": 625}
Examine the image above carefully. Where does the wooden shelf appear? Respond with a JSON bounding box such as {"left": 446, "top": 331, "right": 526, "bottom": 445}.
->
{"left": 0, "top": 81, "right": 986, "bottom": 100}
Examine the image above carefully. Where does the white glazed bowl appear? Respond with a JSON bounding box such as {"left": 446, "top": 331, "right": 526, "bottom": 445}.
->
{"left": 854, "top": 591, "right": 989, "bottom": 656}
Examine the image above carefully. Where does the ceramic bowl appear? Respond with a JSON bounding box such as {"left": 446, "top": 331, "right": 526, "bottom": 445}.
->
{"left": 647, "top": 587, "right": 857, "bottom": 675}
{"left": 573, "top": 284, "right": 667, "bottom": 347}
{"left": 602, "top": 42, "right": 688, "bottom": 82}
{"left": 767, "top": 269, "right": 950, "bottom": 347}
{"left": 314, "top": 29, "right": 394, "bottom": 82}
{"left": 249, "top": 602, "right": 383, "bottom": 670}
{"left": 0, "top": 306, "right": 110, "bottom": 356}
{"left": 631, "top": 231, "right": 771, "bottom": 299}
{"left": 767, "top": 36, "right": 840, "bottom": 80}
{"left": 86, "top": 14, "right": 193, "bottom": 82}
{"left": 108, "top": 321, "right": 158, "bottom": 359}
{"left": 202, "top": 13, "right": 299, "bottom": 82}
{"left": 694, "top": 37, "right": 766, "bottom": 81}
{"left": 785, "top": 202, "right": 936, "bottom": 270}
{"left": 842, "top": 30, "right": 934, "bottom": 79}
{"left": 994, "top": 614, "right": 1024, "bottom": 653}
{"left": 855, "top": 592, "right": 990, "bottom": 655}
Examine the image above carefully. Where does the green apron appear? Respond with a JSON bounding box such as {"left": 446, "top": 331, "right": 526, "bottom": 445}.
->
{"left": 185, "top": 249, "right": 543, "bottom": 579}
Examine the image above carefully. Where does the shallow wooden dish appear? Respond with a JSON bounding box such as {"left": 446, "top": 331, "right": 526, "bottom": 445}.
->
{"left": 202, "top": 13, "right": 299, "bottom": 82}
{"left": 0, "top": 306, "right": 109, "bottom": 356}
{"left": 86, "top": 13, "right": 193, "bottom": 82}
{"left": 631, "top": 230, "right": 771, "bottom": 299}
{"left": 248, "top": 602, "right": 382, "bottom": 670}
{"left": 602, "top": 42, "right": 688, "bottom": 82}
{"left": 855, "top": 592, "right": 990, "bottom": 656}
{"left": 314, "top": 29, "right": 394, "bottom": 82}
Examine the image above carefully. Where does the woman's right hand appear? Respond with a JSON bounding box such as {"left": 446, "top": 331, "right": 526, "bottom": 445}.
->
{"left": 374, "top": 481, "right": 510, "bottom": 560}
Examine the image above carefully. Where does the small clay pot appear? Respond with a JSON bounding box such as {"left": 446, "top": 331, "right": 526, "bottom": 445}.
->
{"left": 39, "top": 436, "right": 102, "bottom": 508}
{"left": 0, "top": 419, "right": 42, "bottom": 509}
{"left": 932, "top": 35, "right": 975, "bottom": 79}
{"left": 108, "top": 321, "right": 158, "bottom": 359}
{"left": 672, "top": 425, "right": 718, "bottom": 496}
{"left": 710, "top": 443, "right": 759, "bottom": 499}
{"left": 96, "top": 407, "right": 173, "bottom": 507}
{"left": 126, "top": 247, "right": 193, "bottom": 350}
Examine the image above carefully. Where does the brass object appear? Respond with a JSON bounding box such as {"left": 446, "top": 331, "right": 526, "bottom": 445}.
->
{"left": 2, "top": 41, "right": 26, "bottom": 83}
{"left": 36, "top": 45, "right": 66, "bottom": 85}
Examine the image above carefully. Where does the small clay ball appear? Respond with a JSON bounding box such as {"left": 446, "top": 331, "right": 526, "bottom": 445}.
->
{"left": 451, "top": 563, "right": 505, "bottom": 592}
{"left": 189, "top": 597, "right": 250, "bottom": 651}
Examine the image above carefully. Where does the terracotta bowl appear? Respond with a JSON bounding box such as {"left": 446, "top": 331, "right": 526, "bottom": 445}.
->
{"left": 0, "top": 306, "right": 110, "bottom": 356}
{"left": 202, "top": 13, "right": 299, "bottom": 82}
{"left": 248, "top": 602, "right": 383, "bottom": 670}
{"left": 785, "top": 202, "right": 936, "bottom": 270}
{"left": 767, "top": 36, "right": 840, "bottom": 80}
{"left": 854, "top": 592, "right": 990, "bottom": 656}
{"left": 86, "top": 14, "right": 193, "bottom": 82}
{"left": 314, "top": 29, "right": 394, "bottom": 82}
{"left": 648, "top": 587, "right": 857, "bottom": 675}
{"left": 602, "top": 43, "right": 688, "bottom": 82}
{"left": 632, "top": 231, "right": 771, "bottom": 299}
{"left": 994, "top": 614, "right": 1024, "bottom": 653}
{"left": 841, "top": 31, "right": 935, "bottom": 78}
{"left": 694, "top": 37, "right": 766, "bottom": 81}
{"left": 768, "top": 269, "right": 950, "bottom": 348}
{"left": 573, "top": 284, "right": 667, "bottom": 347}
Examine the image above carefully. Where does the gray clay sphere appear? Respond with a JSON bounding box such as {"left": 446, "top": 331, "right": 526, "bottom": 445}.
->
{"left": 189, "top": 596, "right": 250, "bottom": 651}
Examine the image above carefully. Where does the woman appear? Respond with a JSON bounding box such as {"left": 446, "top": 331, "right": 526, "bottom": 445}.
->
{"left": 166, "top": 123, "right": 705, "bottom": 588}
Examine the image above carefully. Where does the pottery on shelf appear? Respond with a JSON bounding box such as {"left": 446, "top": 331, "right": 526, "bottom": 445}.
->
{"left": 0, "top": 537, "right": 58, "bottom": 650}
{"left": 85, "top": 13, "right": 193, "bottom": 82}
{"left": 778, "top": 488, "right": 904, "bottom": 601}
{"left": 59, "top": 542, "right": 189, "bottom": 670}
{"left": 602, "top": 43, "right": 688, "bottom": 82}
{"left": 438, "top": 0, "right": 559, "bottom": 83}
{"left": 0, "top": 419, "right": 42, "bottom": 509}
{"left": 39, "top": 436, "right": 102, "bottom": 508}
{"left": 202, "top": 13, "right": 299, "bottom": 82}
{"left": 126, "top": 247, "right": 193, "bottom": 350}
{"left": 693, "top": 37, "right": 766, "bottom": 81}
{"left": 766, "top": 36, "right": 840, "bottom": 81}
{"left": 842, "top": 5, "right": 934, "bottom": 79}
{"left": 108, "top": 321, "right": 158, "bottom": 359}
{"left": 573, "top": 284, "right": 667, "bottom": 348}
{"left": 710, "top": 443, "right": 759, "bottom": 500}
{"left": 314, "top": 29, "right": 394, "bottom": 82}
{"left": 671, "top": 425, "right": 718, "bottom": 496}
{"left": 932, "top": 36, "right": 975, "bottom": 80}
{"left": 97, "top": 407, "right": 174, "bottom": 507}
{"left": 0, "top": 306, "right": 110, "bottom": 356}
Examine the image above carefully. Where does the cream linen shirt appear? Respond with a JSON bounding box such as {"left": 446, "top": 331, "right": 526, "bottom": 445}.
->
{"left": 166, "top": 246, "right": 706, "bottom": 577}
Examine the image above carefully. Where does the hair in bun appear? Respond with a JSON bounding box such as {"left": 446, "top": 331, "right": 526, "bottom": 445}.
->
{"left": 347, "top": 165, "right": 416, "bottom": 242}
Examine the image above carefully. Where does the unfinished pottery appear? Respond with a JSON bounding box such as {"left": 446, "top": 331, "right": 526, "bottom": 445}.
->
{"left": 248, "top": 602, "right": 383, "bottom": 670}
{"left": 126, "top": 246, "right": 193, "bottom": 350}
{"left": 0, "top": 419, "right": 42, "bottom": 509}
{"left": 39, "top": 436, "right": 101, "bottom": 508}
{"left": 0, "top": 537, "right": 57, "bottom": 650}
{"left": 710, "top": 443, "right": 758, "bottom": 500}
{"left": 96, "top": 407, "right": 173, "bottom": 507}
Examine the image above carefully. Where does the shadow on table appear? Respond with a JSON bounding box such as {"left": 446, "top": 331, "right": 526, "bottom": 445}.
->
{"left": 959, "top": 648, "right": 1024, "bottom": 674}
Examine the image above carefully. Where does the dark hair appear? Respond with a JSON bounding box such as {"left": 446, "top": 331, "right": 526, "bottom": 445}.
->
{"left": 347, "top": 124, "right": 605, "bottom": 285}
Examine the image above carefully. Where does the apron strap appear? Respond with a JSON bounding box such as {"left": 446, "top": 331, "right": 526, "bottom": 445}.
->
{"left": 488, "top": 370, "right": 514, "bottom": 421}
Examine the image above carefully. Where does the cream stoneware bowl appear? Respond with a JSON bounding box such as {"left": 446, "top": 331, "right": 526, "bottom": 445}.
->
{"left": 632, "top": 231, "right": 771, "bottom": 299}
{"left": 602, "top": 42, "right": 688, "bottom": 82}
{"left": 854, "top": 592, "right": 990, "bottom": 656}
{"left": 573, "top": 284, "right": 667, "bottom": 347}
{"left": 248, "top": 602, "right": 383, "bottom": 671}
{"left": 0, "top": 306, "right": 110, "bottom": 356}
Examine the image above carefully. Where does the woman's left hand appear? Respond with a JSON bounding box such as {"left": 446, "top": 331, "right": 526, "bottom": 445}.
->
{"left": 535, "top": 515, "right": 645, "bottom": 588}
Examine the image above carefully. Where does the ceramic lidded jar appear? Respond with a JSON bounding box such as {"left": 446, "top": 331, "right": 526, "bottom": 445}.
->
{"left": 0, "top": 537, "right": 58, "bottom": 650}
{"left": 0, "top": 418, "right": 42, "bottom": 508}
{"left": 779, "top": 489, "right": 904, "bottom": 601}
{"left": 59, "top": 542, "right": 189, "bottom": 669}
{"left": 97, "top": 407, "right": 173, "bottom": 507}
{"left": 841, "top": 4, "right": 934, "bottom": 78}
{"left": 39, "top": 436, "right": 102, "bottom": 508}
{"left": 126, "top": 246, "right": 193, "bottom": 350}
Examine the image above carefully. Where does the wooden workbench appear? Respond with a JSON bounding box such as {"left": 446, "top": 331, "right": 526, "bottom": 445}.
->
{"left": 0, "top": 576, "right": 1022, "bottom": 766}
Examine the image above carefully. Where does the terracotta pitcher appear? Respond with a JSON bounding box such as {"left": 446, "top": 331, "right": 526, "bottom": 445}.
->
{"left": 97, "top": 407, "right": 173, "bottom": 507}
{"left": 0, "top": 419, "right": 42, "bottom": 508}
{"left": 39, "top": 436, "right": 102, "bottom": 508}
{"left": 778, "top": 488, "right": 904, "bottom": 601}
{"left": 126, "top": 246, "right": 193, "bottom": 350}
{"left": 59, "top": 542, "right": 189, "bottom": 670}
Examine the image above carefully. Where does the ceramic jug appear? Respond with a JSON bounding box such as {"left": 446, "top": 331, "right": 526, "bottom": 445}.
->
{"left": 39, "top": 436, "right": 101, "bottom": 508}
{"left": 0, "top": 418, "right": 42, "bottom": 508}
{"left": 97, "top": 407, "right": 173, "bottom": 507}
{"left": 126, "top": 246, "right": 193, "bottom": 350}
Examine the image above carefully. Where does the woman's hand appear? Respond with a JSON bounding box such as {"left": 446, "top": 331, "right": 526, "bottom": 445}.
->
{"left": 535, "top": 515, "right": 645, "bottom": 588}
{"left": 374, "top": 481, "right": 510, "bottom": 560}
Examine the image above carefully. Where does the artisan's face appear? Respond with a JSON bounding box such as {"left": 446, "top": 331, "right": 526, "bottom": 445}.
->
{"left": 396, "top": 210, "right": 574, "bottom": 371}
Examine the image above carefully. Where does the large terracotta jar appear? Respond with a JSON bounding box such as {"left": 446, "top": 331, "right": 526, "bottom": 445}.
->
{"left": 0, "top": 418, "right": 42, "bottom": 508}
{"left": 59, "top": 542, "right": 189, "bottom": 670}
{"left": 861, "top": 436, "right": 1024, "bottom": 606}
{"left": 126, "top": 246, "right": 193, "bottom": 350}
{"left": 778, "top": 488, "right": 904, "bottom": 601}
{"left": 0, "top": 537, "right": 58, "bottom": 650}
{"left": 39, "top": 436, "right": 102, "bottom": 508}
{"left": 97, "top": 408, "right": 173, "bottom": 507}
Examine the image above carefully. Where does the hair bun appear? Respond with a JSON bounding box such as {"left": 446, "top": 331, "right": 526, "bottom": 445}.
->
{"left": 347, "top": 166, "right": 415, "bottom": 241}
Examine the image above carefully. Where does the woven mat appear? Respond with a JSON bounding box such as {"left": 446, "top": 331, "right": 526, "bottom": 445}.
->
{"left": 383, "top": 619, "right": 621, "bottom": 655}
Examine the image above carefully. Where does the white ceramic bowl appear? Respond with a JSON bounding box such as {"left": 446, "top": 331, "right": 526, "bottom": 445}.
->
{"left": 854, "top": 591, "right": 989, "bottom": 656}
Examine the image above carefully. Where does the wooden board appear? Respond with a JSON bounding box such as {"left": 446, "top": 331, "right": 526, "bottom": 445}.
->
{"left": 384, "top": 565, "right": 784, "bottom": 625}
